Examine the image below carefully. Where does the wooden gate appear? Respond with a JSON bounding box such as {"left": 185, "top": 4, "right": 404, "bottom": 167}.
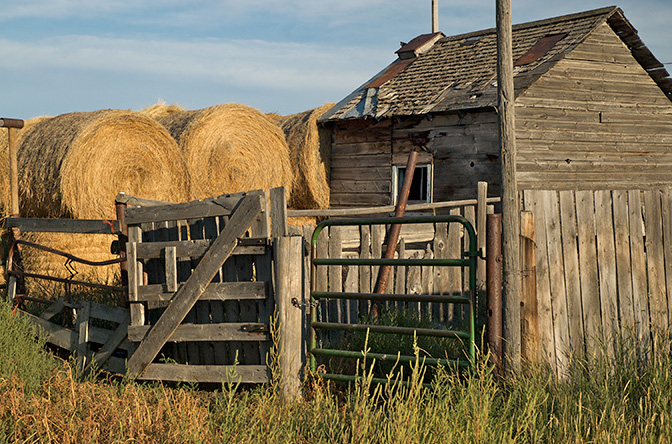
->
{"left": 123, "top": 190, "right": 279, "bottom": 383}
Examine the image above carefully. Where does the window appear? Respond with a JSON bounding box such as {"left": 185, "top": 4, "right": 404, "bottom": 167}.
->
{"left": 392, "top": 164, "right": 433, "bottom": 205}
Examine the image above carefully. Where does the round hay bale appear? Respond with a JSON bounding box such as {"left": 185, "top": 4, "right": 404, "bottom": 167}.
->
{"left": 157, "top": 104, "right": 293, "bottom": 201}
{"left": 0, "top": 116, "right": 52, "bottom": 218}
{"left": 279, "top": 103, "right": 335, "bottom": 209}
{"left": 139, "top": 101, "right": 185, "bottom": 119}
{"left": 18, "top": 110, "right": 189, "bottom": 219}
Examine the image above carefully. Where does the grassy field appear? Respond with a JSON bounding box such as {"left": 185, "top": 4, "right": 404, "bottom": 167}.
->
{"left": 2, "top": 297, "right": 672, "bottom": 443}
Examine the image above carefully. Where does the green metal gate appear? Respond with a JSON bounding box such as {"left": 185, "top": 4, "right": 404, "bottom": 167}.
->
{"left": 309, "top": 215, "right": 480, "bottom": 384}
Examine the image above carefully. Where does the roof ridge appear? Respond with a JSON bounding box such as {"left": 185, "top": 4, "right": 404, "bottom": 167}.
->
{"left": 440, "top": 6, "right": 618, "bottom": 43}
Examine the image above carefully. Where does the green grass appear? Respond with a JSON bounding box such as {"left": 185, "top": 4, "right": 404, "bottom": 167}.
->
{"left": 0, "top": 298, "right": 58, "bottom": 394}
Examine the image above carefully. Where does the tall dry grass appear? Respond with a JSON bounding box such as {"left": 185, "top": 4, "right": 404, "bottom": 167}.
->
{"left": 2, "top": 303, "right": 672, "bottom": 443}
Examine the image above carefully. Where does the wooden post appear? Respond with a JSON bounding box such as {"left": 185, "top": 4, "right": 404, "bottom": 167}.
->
{"left": 274, "top": 236, "right": 303, "bottom": 401}
{"left": 0, "top": 118, "right": 24, "bottom": 217}
{"left": 486, "top": 213, "right": 503, "bottom": 374}
{"left": 520, "top": 211, "right": 539, "bottom": 362}
{"left": 496, "top": 0, "right": 521, "bottom": 372}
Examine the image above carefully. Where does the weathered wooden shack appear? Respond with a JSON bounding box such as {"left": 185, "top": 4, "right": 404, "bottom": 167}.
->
{"left": 320, "top": 6, "right": 672, "bottom": 375}
{"left": 320, "top": 6, "right": 672, "bottom": 206}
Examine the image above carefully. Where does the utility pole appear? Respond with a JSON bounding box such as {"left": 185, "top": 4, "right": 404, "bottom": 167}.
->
{"left": 496, "top": 0, "right": 521, "bottom": 372}
{"left": 432, "top": 0, "right": 439, "bottom": 33}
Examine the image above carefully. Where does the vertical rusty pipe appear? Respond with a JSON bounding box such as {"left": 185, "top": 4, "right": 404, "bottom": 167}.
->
{"left": 486, "top": 213, "right": 503, "bottom": 374}
{"left": 115, "top": 201, "right": 129, "bottom": 308}
{"left": 371, "top": 150, "right": 419, "bottom": 317}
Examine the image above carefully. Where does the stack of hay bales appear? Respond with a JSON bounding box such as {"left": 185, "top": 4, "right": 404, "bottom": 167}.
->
{"left": 14, "top": 110, "right": 190, "bottom": 283}
{"left": 157, "top": 104, "right": 293, "bottom": 201}
{"left": 278, "top": 103, "right": 334, "bottom": 210}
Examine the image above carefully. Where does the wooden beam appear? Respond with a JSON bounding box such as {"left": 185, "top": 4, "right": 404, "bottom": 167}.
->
{"left": 126, "top": 194, "right": 263, "bottom": 378}
{"left": 497, "top": 0, "right": 521, "bottom": 373}
{"left": 3, "top": 218, "right": 121, "bottom": 234}
{"left": 139, "top": 363, "right": 268, "bottom": 384}
{"left": 124, "top": 190, "right": 264, "bottom": 225}
{"left": 127, "top": 323, "right": 269, "bottom": 342}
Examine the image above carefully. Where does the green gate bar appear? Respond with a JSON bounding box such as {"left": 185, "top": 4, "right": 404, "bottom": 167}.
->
{"left": 309, "top": 215, "right": 480, "bottom": 382}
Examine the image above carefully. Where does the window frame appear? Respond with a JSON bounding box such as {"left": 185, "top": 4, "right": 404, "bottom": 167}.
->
{"left": 391, "top": 163, "right": 433, "bottom": 205}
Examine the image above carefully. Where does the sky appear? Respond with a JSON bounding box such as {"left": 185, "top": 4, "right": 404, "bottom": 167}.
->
{"left": 1, "top": 0, "right": 670, "bottom": 120}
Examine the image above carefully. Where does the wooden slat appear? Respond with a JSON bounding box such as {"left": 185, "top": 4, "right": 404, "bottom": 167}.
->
{"left": 124, "top": 190, "right": 264, "bottom": 225}
{"left": 17, "top": 310, "right": 77, "bottom": 350}
{"left": 40, "top": 298, "right": 65, "bottom": 321}
{"left": 542, "top": 190, "right": 570, "bottom": 376}
{"left": 328, "top": 226, "right": 343, "bottom": 325}
{"left": 523, "top": 190, "right": 556, "bottom": 371}
{"left": 165, "top": 246, "right": 178, "bottom": 293}
{"left": 359, "top": 225, "right": 371, "bottom": 315}
{"left": 644, "top": 190, "right": 669, "bottom": 338}
{"left": 2, "top": 218, "right": 121, "bottom": 234}
{"left": 136, "top": 281, "right": 267, "bottom": 302}
{"left": 627, "top": 190, "right": 651, "bottom": 355}
{"left": 394, "top": 239, "right": 407, "bottom": 312}
{"left": 256, "top": 247, "right": 275, "bottom": 365}
{"left": 594, "top": 190, "right": 619, "bottom": 359}
{"left": 662, "top": 189, "right": 672, "bottom": 332}
{"left": 139, "top": 363, "right": 268, "bottom": 383}
{"left": 520, "top": 211, "right": 539, "bottom": 362}
{"left": 574, "top": 190, "right": 601, "bottom": 360}
{"left": 558, "top": 191, "right": 583, "bottom": 358}
{"left": 126, "top": 194, "right": 263, "bottom": 378}
{"left": 270, "top": 187, "right": 288, "bottom": 238}
{"left": 84, "top": 313, "right": 129, "bottom": 375}
{"left": 135, "top": 239, "right": 266, "bottom": 259}
{"left": 127, "top": 323, "right": 270, "bottom": 343}
{"left": 86, "top": 301, "right": 130, "bottom": 325}
{"left": 76, "top": 302, "right": 91, "bottom": 371}
{"left": 237, "top": 254, "right": 261, "bottom": 365}
{"left": 612, "top": 190, "right": 635, "bottom": 341}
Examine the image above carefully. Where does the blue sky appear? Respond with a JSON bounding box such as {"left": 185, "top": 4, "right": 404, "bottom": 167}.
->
{"left": 1, "top": 1, "right": 670, "bottom": 119}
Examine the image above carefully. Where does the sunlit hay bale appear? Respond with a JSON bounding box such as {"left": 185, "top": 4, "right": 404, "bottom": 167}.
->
{"left": 18, "top": 110, "right": 190, "bottom": 219}
{"left": 279, "top": 103, "right": 335, "bottom": 209}
{"left": 138, "top": 100, "right": 185, "bottom": 119}
{"left": 158, "top": 103, "right": 293, "bottom": 201}
{"left": 0, "top": 116, "right": 52, "bottom": 218}
{"left": 20, "top": 232, "right": 120, "bottom": 286}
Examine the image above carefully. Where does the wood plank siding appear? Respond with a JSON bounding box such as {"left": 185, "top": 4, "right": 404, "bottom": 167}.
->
{"left": 516, "top": 23, "right": 672, "bottom": 190}
{"left": 329, "top": 111, "right": 501, "bottom": 206}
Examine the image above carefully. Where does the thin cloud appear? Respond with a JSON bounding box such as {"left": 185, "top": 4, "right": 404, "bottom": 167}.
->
{"left": 0, "top": 35, "right": 388, "bottom": 92}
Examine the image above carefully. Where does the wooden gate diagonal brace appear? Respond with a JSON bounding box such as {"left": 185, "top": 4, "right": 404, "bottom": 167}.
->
{"left": 126, "top": 194, "right": 263, "bottom": 378}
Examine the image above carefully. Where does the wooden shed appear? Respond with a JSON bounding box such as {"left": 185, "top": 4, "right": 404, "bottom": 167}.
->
{"left": 320, "top": 6, "right": 672, "bottom": 207}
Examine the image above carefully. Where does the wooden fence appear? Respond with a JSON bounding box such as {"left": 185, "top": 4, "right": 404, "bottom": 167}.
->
{"left": 522, "top": 189, "right": 672, "bottom": 376}
{"left": 285, "top": 190, "right": 497, "bottom": 350}
{"left": 122, "top": 190, "right": 287, "bottom": 383}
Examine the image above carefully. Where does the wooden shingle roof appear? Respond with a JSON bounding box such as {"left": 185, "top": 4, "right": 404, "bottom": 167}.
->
{"left": 322, "top": 6, "right": 672, "bottom": 121}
